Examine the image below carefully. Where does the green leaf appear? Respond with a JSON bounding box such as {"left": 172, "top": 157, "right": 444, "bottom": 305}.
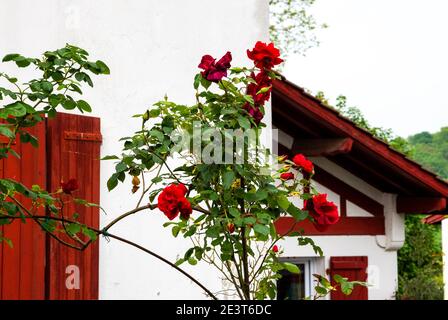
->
{"left": 237, "top": 116, "right": 251, "bottom": 129}
{"left": 287, "top": 204, "right": 308, "bottom": 221}
{"left": 341, "top": 281, "right": 354, "bottom": 295}
{"left": 172, "top": 226, "right": 181, "bottom": 237}
{"left": 66, "top": 223, "right": 81, "bottom": 235}
{"left": 243, "top": 216, "right": 257, "bottom": 225}
{"left": 2, "top": 53, "right": 20, "bottom": 62}
{"left": 333, "top": 274, "right": 344, "bottom": 283}
{"left": 175, "top": 258, "right": 185, "bottom": 266}
{"left": 101, "top": 155, "right": 119, "bottom": 160}
{"left": 149, "top": 129, "right": 164, "bottom": 142}
{"left": 15, "top": 56, "right": 31, "bottom": 68}
{"left": 0, "top": 101, "right": 27, "bottom": 118}
{"left": 229, "top": 207, "right": 240, "bottom": 218}
{"left": 115, "top": 162, "right": 127, "bottom": 173}
{"left": 254, "top": 224, "right": 270, "bottom": 236}
{"left": 82, "top": 226, "right": 97, "bottom": 241}
{"left": 277, "top": 194, "right": 290, "bottom": 210}
{"left": 243, "top": 95, "right": 254, "bottom": 105}
{"left": 315, "top": 286, "right": 328, "bottom": 295}
{"left": 77, "top": 99, "right": 92, "bottom": 113}
{"left": 283, "top": 262, "right": 300, "bottom": 274}
{"left": 96, "top": 60, "right": 110, "bottom": 74}
{"left": 147, "top": 108, "right": 160, "bottom": 118}
{"left": 41, "top": 81, "right": 53, "bottom": 93}
{"left": 0, "top": 125, "right": 15, "bottom": 139}
{"left": 61, "top": 98, "right": 76, "bottom": 110}
{"left": 222, "top": 170, "right": 235, "bottom": 189}
{"left": 188, "top": 257, "right": 198, "bottom": 265}
{"left": 194, "top": 74, "right": 201, "bottom": 90}
{"left": 107, "top": 174, "right": 118, "bottom": 191}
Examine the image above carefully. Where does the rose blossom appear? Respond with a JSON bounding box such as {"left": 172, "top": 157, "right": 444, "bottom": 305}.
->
{"left": 61, "top": 179, "right": 79, "bottom": 195}
{"left": 157, "top": 183, "right": 192, "bottom": 220}
{"left": 247, "top": 71, "right": 272, "bottom": 105}
{"left": 198, "top": 51, "right": 232, "bottom": 82}
{"left": 304, "top": 194, "right": 339, "bottom": 232}
{"left": 292, "top": 154, "right": 314, "bottom": 174}
{"left": 247, "top": 41, "right": 283, "bottom": 69}
{"left": 280, "top": 172, "right": 294, "bottom": 180}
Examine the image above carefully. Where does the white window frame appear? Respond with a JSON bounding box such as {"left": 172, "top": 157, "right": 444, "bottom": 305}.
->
{"left": 279, "top": 257, "right": 318, "bottom": 299}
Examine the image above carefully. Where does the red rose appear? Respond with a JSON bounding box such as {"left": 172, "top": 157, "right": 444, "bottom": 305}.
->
{"left": 272, "top": 245, "right": 279, "bottom": 253}
{"left": 247, "top": 71, "right": 272, "bottom": 105}
{"left": 280, "top": 172, "right": 294, "bottom": 180}
{"left": 198, "top": 51, "right": 232, "bottom": 82}
{"left": 304, "top": 194, "right": 339, "bottom": 232}
{"left": 247, "top": 41, "right": 283, "bottom": 69}
{"left": 292, "top": 154, "right": 314, "bottom": 174}
{"left": 178, "top": 197, "right": 192, "bottom": 220}
{"left": 157, "top": 183, "right": 192, "bottom": 220}
{"left": 61, "top": 178, "right": 79, "bottom": 194}
{"left": 243, "top": 103, "right": 264, "bottom": 124}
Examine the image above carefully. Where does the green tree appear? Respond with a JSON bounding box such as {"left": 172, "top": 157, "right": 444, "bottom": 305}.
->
{"left": 409, "top": 127, "right": 448, "bottom": 180}
{"left": 269, "top": 0, "right": 327, "bottom": 58}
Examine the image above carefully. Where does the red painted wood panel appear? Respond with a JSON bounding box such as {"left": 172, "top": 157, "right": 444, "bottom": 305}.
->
{"left": 329, "top": 256, "right": 368, "bottom": 300}
{"left": 46, "top": 112, "right": 101, "bottom": 300}
{"left": 0, "top": 122, "right": 46, "bottom": 299}
{"left": 275, "top": 216, "right": 385, "bottom": 236}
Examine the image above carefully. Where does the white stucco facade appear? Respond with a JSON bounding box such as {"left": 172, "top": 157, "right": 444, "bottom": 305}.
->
{"left": 0, "top": 0, "right": 269, "bottom": 299}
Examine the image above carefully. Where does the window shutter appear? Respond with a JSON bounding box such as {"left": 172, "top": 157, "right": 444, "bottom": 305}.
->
{"left": 0, "top": 122, "right": 47, "bottom": 299}
{"left": 329, "top": 256, "right": 368, "bottom": 300}
{"left": 46, "top": 112, "right": 101, "bottom": 300}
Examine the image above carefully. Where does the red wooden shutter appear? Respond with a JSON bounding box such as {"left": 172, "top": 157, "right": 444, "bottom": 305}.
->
{"left": 329, "top": 256, "right": 368, "bottom": 300}
{"left": 46, "top": 112, "right": 101, "bottom": 300}
{"left": 0, "top": 123, "right": 47, "bottom": 299}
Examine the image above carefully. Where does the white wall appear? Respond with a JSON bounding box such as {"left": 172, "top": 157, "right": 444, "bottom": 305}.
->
{"left": 1, "top": 0, "right": 269, "bottom": 299}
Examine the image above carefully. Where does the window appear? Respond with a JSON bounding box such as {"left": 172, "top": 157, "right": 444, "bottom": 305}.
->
{"left": 277, "top": 258, "right": 314, "bottom": 300}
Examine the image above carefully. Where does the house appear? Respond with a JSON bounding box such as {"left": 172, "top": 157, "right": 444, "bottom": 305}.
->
{"left": 1, "top": 0, "right": 447, "bottom": 300}
{"left": 271, "top": 77, "right": 448, "bottom": 299}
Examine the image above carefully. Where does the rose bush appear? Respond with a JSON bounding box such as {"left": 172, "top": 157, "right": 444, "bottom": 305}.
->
{"left": 0, "top": 42, "right": 362, "bottom": 300}
{"left": 103, "top": 41, "right": 358, "bottom": 299}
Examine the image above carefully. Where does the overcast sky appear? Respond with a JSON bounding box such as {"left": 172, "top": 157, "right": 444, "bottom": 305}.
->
{"left": 283, "top": 0, "right": 448, "bottom": 137}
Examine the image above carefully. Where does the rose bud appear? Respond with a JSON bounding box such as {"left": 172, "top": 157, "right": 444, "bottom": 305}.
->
{"left": 272, "top": 245, "right": 279, "bottom": 253}
{"left": 280, "top": 172, "right": 294, "bottom": 180}
{"left": 227, "top": 223, "right": 235, "bottom": 233}
{"left": 132, "top": 175, "right": 140, "bottom": 186}
{"left": 277, "top": 155, "right": 288, "bottom": 163}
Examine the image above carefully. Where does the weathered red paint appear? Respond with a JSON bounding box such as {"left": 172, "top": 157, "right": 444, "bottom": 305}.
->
{"left": 329, "top": 256, "right": 368, "bottom": 300}
{"left": 46, "top": 113, "right": 101, "bottom": 300}
{"left": 397, "top": 196, "right": 446, "bottom": 213}
{"left": 0, "top": 123, "right": 47, "bottom": 299}
{"left": 0, "top": 113, "right": 100, "bottom": 300}
{"left": 291, "top": 138, "right": 353, "bottom": 157}
{"left": 274, "top": 216, "right": 385, "bottom": 236}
